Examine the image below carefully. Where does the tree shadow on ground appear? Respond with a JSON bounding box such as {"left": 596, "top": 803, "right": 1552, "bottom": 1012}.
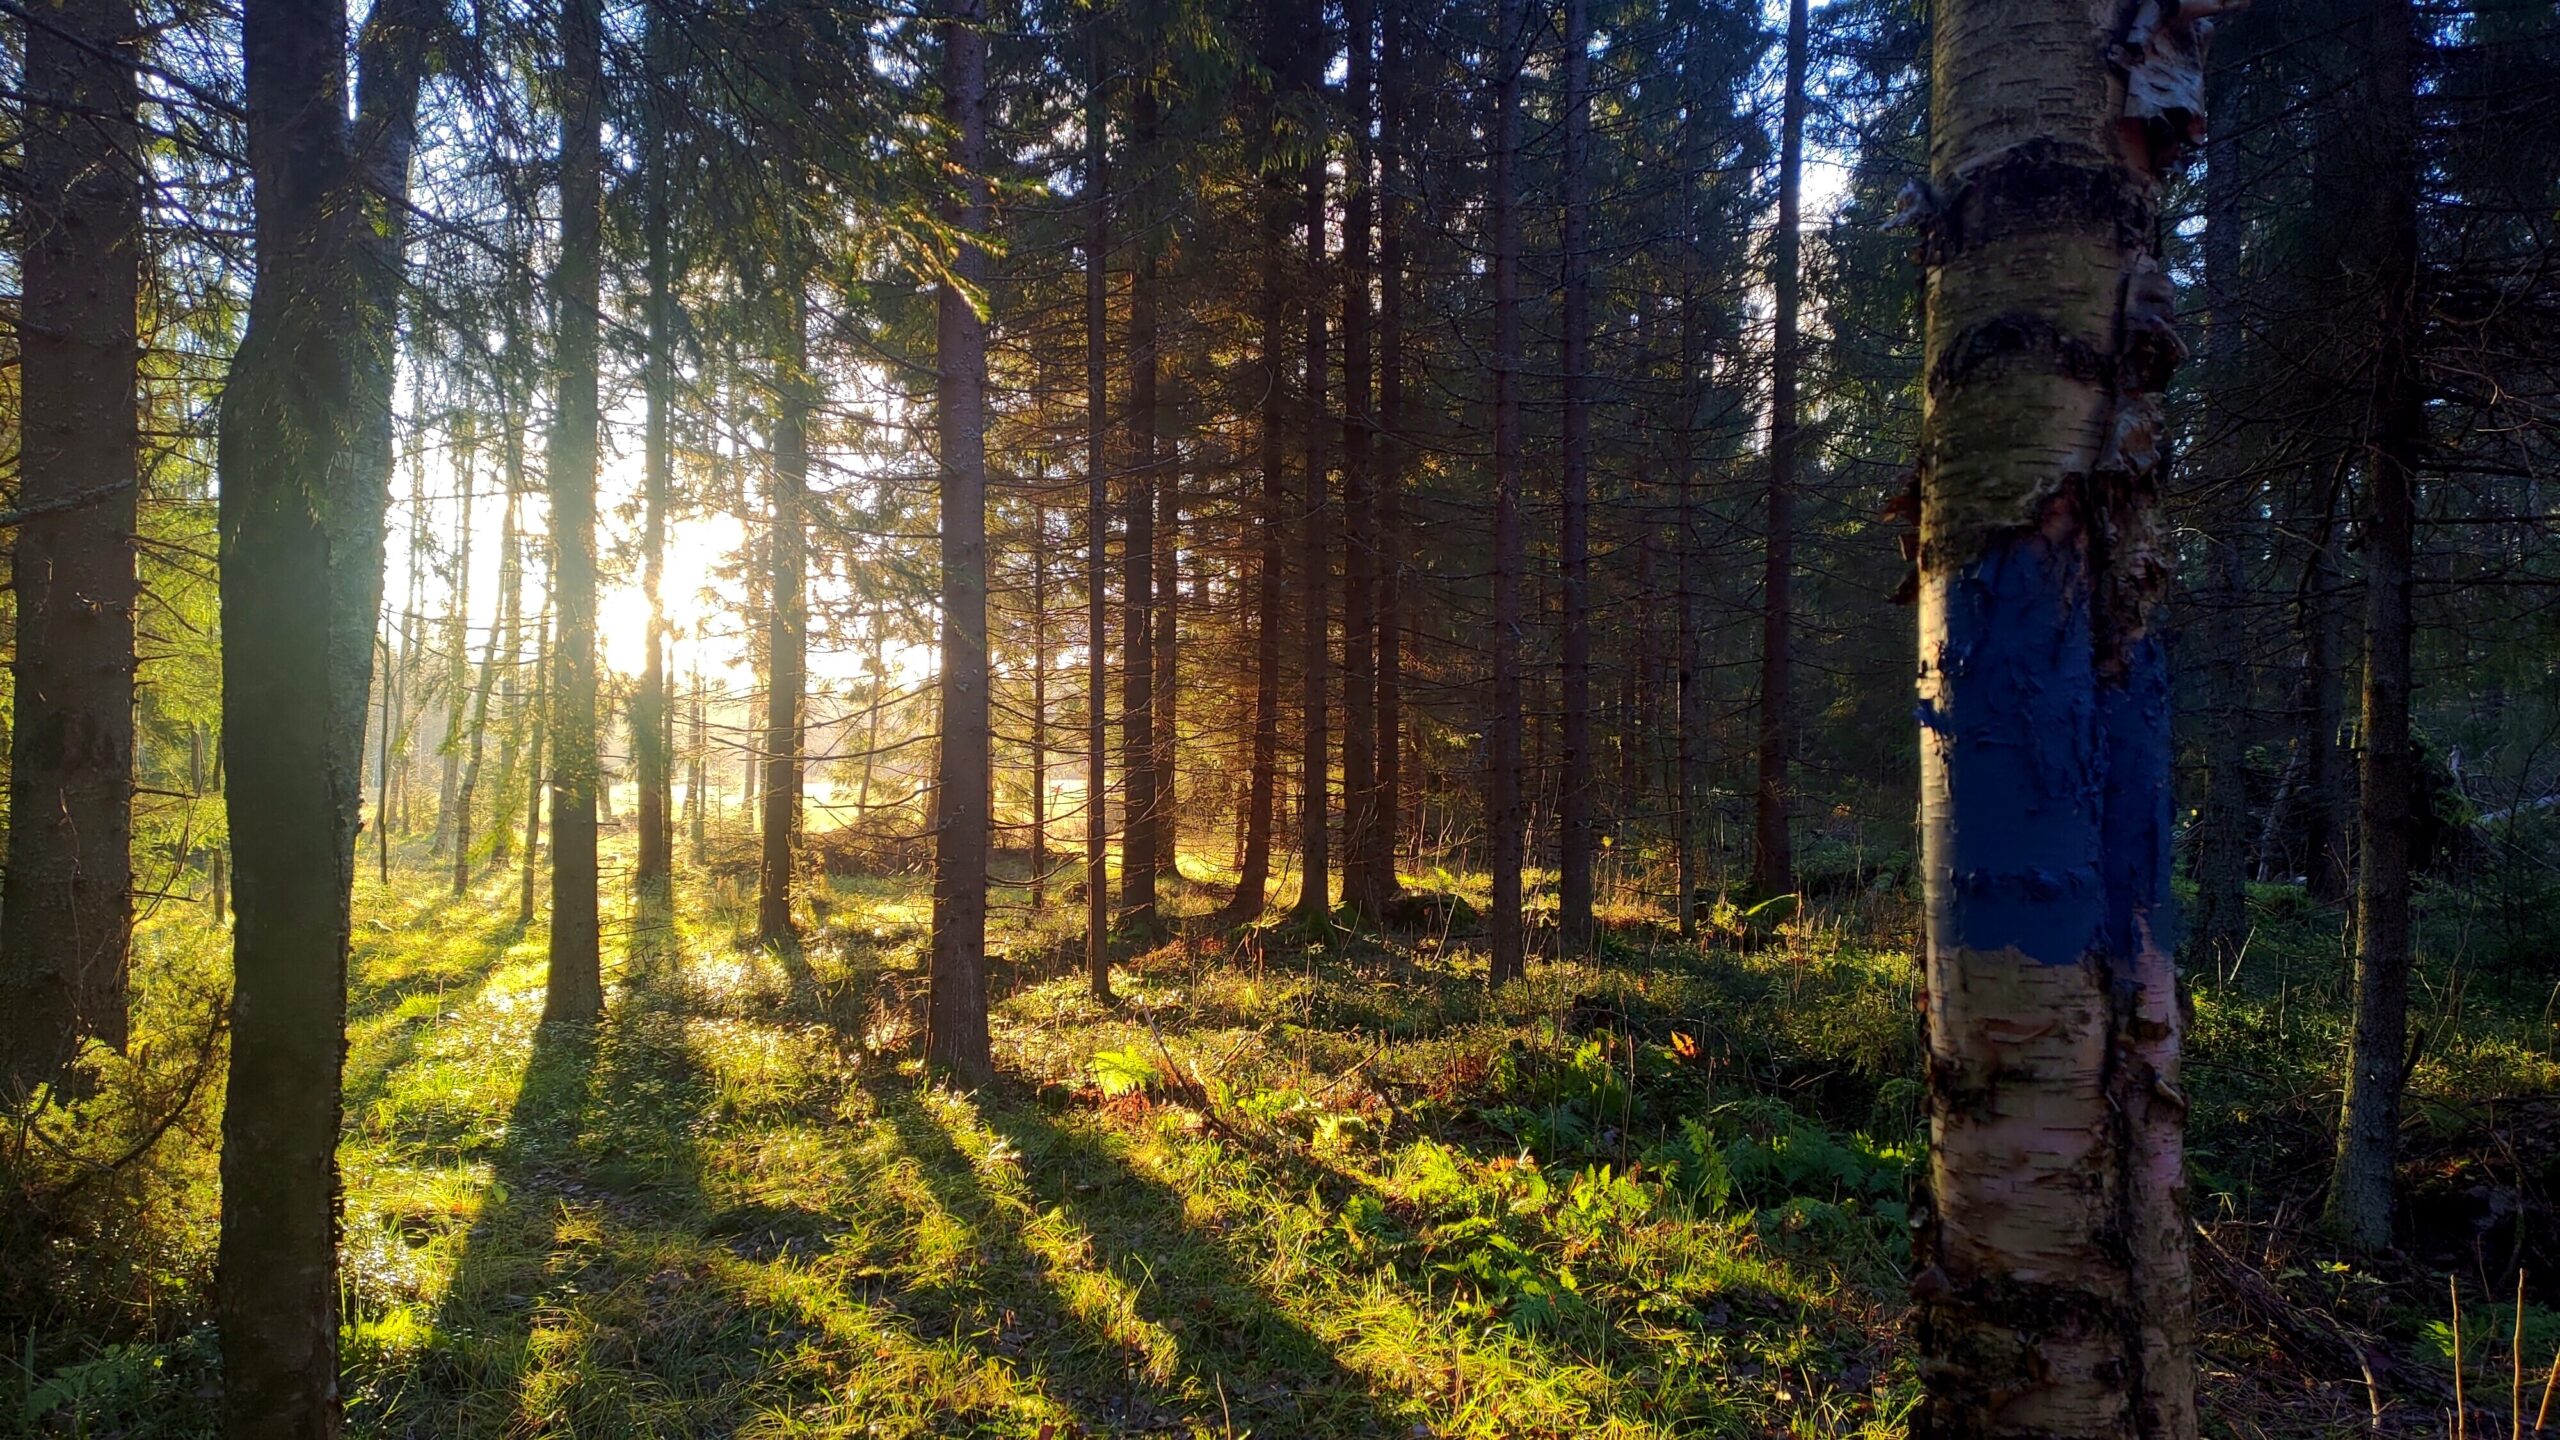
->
{"left": 343, "top": 895, "right": 533, "bottom": 1118}
{"left": 857, "top": 1084, "right": 1215, "bottom": 1434}
{"left": 767, "top": 929, "right": 823, "bottom": 1011}
{"left": 869, "top": 1080, "right": 1418, "bottom": 1436}
{"left": 368, "top": 909, "right": 822, "bottom": 1437}
{"left": 376, "top": 1008, "right": 605, "bottom": 1436}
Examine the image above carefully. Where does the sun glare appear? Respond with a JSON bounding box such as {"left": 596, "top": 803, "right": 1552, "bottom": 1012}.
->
{"left": 598, "top": 510, "right": 749, "bottom": 681}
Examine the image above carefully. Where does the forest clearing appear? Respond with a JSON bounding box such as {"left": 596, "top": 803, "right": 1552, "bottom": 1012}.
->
{"left": 3, "top": 0, "right": 2558, "bottom": 1433}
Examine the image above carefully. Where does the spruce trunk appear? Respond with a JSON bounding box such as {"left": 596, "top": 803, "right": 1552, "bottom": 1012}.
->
{"left": 4, "top": 0, "right": 141, "bottom": 1084}
{"left": 928, "top": 0, "right": 995, "bottom": 1083}
{"left": 545, "top": 0, "right": 606, "bottom": 1022}
{"left": 1752, "top": 0, "right": 1808, "bottom": 898}
{"left": 1486, "top": 0, "right": 1527, "bottom": 985}
{"left": 2325, "top": 0, "right": 2426, "bottom": 1252}
{"left": 1556, "top": 0, "right": 1596, "bottom": 950}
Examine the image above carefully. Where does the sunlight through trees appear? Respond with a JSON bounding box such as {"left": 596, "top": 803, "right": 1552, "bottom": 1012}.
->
{"left": 2, "top": 0, "right": 2557, "bottom": 1433}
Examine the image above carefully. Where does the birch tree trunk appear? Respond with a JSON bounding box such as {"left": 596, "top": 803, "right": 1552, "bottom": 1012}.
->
{"left": 1910, "top": 0, "right": 2210, "bottom": 1426}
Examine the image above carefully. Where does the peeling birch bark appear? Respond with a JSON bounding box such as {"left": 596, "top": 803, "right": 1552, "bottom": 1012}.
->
{"left": 1910, "top": 0, "right": 2219, "bottom": 1431}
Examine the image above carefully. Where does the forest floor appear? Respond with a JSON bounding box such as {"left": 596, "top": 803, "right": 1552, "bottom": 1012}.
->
{"left": 8, "top": 829, "right": 2559, "bottom": 1438}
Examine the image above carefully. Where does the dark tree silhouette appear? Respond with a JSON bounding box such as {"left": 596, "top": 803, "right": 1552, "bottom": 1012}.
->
{"left": 3, "top": 0, "right": 143, "bottom": 1087}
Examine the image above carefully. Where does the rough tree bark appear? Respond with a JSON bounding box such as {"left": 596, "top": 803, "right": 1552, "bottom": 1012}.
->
{"left": 1908, "top": 0, "right": 2211, "bottom": 1427}
{"left": 1340, "top": 0, "right": 1385, "bottom": 919}
{"left": 545, "top": 0, "right": 606, "bottom": 1023}
{"left": 1373, "top": 0, "right": 1408, "bottom": 900}
{"left": 1674, "top": 9, "right": 1706, "bottom": 939}
{"left": 487, "top": 360, "right": 532, "bottom": 872}
{"left": 2326, "top": 0, "right": 2425, "bottom": 1253}
{"left": 1293, "top": 0, "right": 1332, "bottom": 928}
{"left": 1222, "top": 0, "right": 1291, "bottom": 928}
{"left": 519, "top": 607, "right": 550, "bottom": 928}
{"left": 688, "top": 675, "right": 708, "bottom": 861}
{"left": 388, "top": 453, "right": 425, "bottom": 842}
{"left": 1154, "top": 466, "right": 1179, "bottom": 879}
{"left": 1032, "top": 519, "right": 1050, "bottom": 910}
{"left": 1083, "top": 21, "right": 1116, "bottom": 994}
{"left": 760, "top": 277, "right": 811, "bottom": 947}
{"left": 1121, "top": 55, "right": 1162, "bottom": 932}
{"left": 2189, "top": 55, "right": 2250, "bottom": 975}
{"left": 928, "top": 0, "right": 995, "bottom": 1083}
{"left": 2297, "top": 491, "right": 2352, "bottom": 903}
{"left": 1487, "top": 0, "right": 1527, "bottom": 986}
{"left": 1752, "top": 0, "right": 1807, "bottom": 899}
{"left": 1557, "top": 0, "right": 1596, "bottom": 952}
{"left": 3, "top": 0, "right": 141, "bottom": 1088}
{"left": 431, "top": 427, "right": 475, "bottom": 858}
{"left": 634, "top": 12, "right": 678, "bottom": 895}
{"left": 216, "top": 0, "right": 429, "bottom": 1428}
{"left": 377, "top": 623, "right": 397, "bottom": 885}
{"left": 489, "top": 458, "right": 531, "bottom": 871}
{"left": 452, "top": 490, "right": 518, "bottom": 896}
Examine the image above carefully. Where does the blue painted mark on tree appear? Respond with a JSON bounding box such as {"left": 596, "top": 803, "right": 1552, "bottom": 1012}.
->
{"left": 1933, "top": 527, "right": 2106, "bottom": 967}
{"left": 2100, "top": 626, "right": 2177, "bottom": 963}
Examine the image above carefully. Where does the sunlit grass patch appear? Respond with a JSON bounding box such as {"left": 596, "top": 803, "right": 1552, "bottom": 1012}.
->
{"left": 267, "top": 845, "right": 1956, "bottom": 1436}
{"left": 11, "top": 808, "right": 2554, "bottom": 1440}
{"left": 19, "top": 822, "right": 1956, "bottom": 1440}
{"left": 0, "top": 844, "right": 2042, "bottom": 1435}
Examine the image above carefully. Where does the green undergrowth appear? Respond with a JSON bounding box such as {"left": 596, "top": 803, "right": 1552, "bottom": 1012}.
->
{"left": 320, "top": 865, "right": 1929, "bottom": 1438}
{"left": 7, "top": 842, "right": 2558, "bottom": 1436}
{"left": 5, "top": 851, "right": 1935, "bottom": 1437}
{"left": 2182, "top": 881, "right": 2560, "bottom": 1269}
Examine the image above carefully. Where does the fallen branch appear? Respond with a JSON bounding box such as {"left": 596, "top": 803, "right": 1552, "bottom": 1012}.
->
{"left": 2192, "top": 1222, "right": 2455, "bottom": 1415}
{"left": 1129, "top": 1005, "right": 1373, "bottom": 1210}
